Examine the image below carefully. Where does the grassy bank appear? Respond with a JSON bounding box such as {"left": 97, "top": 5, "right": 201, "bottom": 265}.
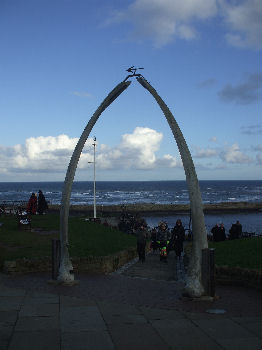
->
{"left": 0, "top": 214, "right": 136, "bottom": 268}
{"left": 209, "top": 238, "right": 262, "bottom": 270}
{"left": 1, "top": 213, "right": 261, "bottom": 271}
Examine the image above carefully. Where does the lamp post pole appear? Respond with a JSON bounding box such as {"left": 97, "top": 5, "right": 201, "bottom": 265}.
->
{"left": 92, "top": 137, "right": 96, "bottom": 219}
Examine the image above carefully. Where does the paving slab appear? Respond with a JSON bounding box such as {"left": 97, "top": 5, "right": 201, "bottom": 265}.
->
{"left": 8, "top": 330, "right": 60, "bottom": 350}
{"left": 15, "top": 315, "right": 59, "bottom": 331}
{"left": 0, "top": 296, "right": 24, "bottom": 311}
{"left": 0, "top": 328, "right": 14, "bottom": 346}
{"left": 97, "top": 301, "right": 147, "bottom": 325}
{"left": 151, "top": 318, "right": 210, "bottom": 338}
{"left": 108, "top": 324, "right": 169, "bottom": 350}
{"left": 0, "top": 339, "right": 9, "bottom": 350}
{"left": 231, "top": 316, "right": 262, "bottom": 338}
{"left": 216, "top": 336, "right": 262, "bottom": 350}
{"left": 193, "top": 318, "right": 255, "bottom": 340}
{"left": 0, "top": 286, "right": 26, "bottom": 297}
{"left": 19, "top": 303, "right": 59, "bottom": 317}
{"left": 1, "top": 251, "right": 262, "bottom": 350}
{"left": 140, "top": 306, "right": 186, "bottom": 321}
{"left": 61, "top": 306, "right": 107, "bottom": 332}
{"left": 60, "top": 295, "right": 96, "bottom": 307}
{"left": 0, "top": 310, "right": 18, "bottom": 329}
{"left": 23, "top": 295, "right": 59, "bottom": 305}
{"left": 61, "top": 330, "right": 115, "bottom": 350}
{"left": 150, "top": 318, "right": 223, "bottom": 350}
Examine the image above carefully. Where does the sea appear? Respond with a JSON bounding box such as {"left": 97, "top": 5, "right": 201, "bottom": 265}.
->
{"left": 0, "top": 180, "right": 262, "bottom": 235}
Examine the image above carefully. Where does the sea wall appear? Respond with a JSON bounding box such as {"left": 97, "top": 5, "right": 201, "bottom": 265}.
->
{"left": 48, "top": 201, "right": 262, "bottom": 216}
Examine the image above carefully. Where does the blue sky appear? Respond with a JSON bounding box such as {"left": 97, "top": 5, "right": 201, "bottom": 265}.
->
{"left": 1, "top": 0, "right": 262, "bottom": 182}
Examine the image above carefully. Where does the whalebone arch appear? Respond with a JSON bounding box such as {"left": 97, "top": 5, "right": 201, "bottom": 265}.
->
{"left": 58, "top": 76, "right": 208, "bottom": 298}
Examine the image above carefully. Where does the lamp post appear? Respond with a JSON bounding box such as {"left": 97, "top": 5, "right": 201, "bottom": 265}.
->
{"left": 88, "top": 136, "right": 97, "bottom": 219}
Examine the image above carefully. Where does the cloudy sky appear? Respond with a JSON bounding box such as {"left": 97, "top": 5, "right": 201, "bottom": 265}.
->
{"left": 1, "top": 0, "right": 262, "bottom": 182}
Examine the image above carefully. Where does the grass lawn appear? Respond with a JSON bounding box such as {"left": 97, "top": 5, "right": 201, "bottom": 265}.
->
{"left": 0, "top": 214, "right": 136, "bottom": 268}
{"left": 1, "top": 213, "right": 261, "bottom": 271}
{"left": 209, "top": 237, "right": 262, "bottom": 270}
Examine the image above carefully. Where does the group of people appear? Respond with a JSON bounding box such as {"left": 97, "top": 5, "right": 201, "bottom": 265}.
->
{"left": 27, "top": 190, "right": 48, "bottom": 215}
{"left": 118, "top": 211, "right": 146, "bottom": 235}
{"left": 136, "top": 219, "right": 186, "bottom": 263}
{"left": 211, "top": 220, "right": 242, "bottom": 241}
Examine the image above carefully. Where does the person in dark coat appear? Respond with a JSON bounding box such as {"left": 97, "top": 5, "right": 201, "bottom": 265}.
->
{"left": 27, "top": 193, "right": 37, "bottom": 215}
{"left": 150, "top": 227, "right": 158, "bottom": 252}
{"left": 218, "top": 223, "right": 226, "bottom": 241}
{"left": 229, "top": 220, "right": 242, "bottom": 239}
{"left": 136, "top": 223, "right": 147, "bottom": 262}
{"left": 211, "top": 223, "right": 220, "bottom": 242}
{"left": 37, "top": 190, "right": 48, "bottom": 215}
{"left": 171, "top": 219, "right": 185, "bottom": 258}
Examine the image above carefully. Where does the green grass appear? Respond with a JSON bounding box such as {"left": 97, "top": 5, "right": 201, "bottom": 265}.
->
{"left": 1, "top": 214, "right": 261, "bottom": 271}
{"left": 0, "top": 214, "right": 136, "bottom": 267}
{"left": 68, "top": 216, "right": 136, "bottom": 257}
{"left": 209, "top": 238, "right": 262, "bottom": 270}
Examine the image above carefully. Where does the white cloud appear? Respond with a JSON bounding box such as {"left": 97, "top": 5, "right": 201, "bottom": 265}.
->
{"left": 256, "top": 153, "right": 262, "bottom": 165}
{"left": 209, "top": 136, "right": 218, "bottom": 143}
{"left": 241, "top": 125, "right": 262, "bottom": 135}
{"left": 156, "top": 154, "right": 180, "bottom": 167}
{"left": 108, "top": 0, "right": 262, "bottom": 50}
{"left": 72, "top": 91, "right": 93, "bottom": 98}
{"left": 255, "top": 144, "right": 262, "bottom": 165}
{"left": 0, "top": 128, "right": 179, "bottom": 177}
{"left": 254, "top": 144, "right": 262, "bottom": 151}
{"left": 109, "top": 0, "right": 217, "bottom": 47}
{"left": 220, "top": 143, "right": 252, "bottom": 164}
{"left": 219, "top": 0, "right": 262, "bottom": 50}
{"left": 96, "top": 127, "right": 179, "bottom": 170}
{"left": 194, "top": 147, "right": 217, "bottom": 158}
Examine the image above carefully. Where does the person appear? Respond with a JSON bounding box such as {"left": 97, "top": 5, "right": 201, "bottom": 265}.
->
{"left": 37, "top": 190, "right": 48, "bottom": 215}
{"left": 218, "top": 223, "right": 226, "bottom": 241}
{"left": 150, "top": 227, "right": 158, "bottom": 253}
{"left": 171, "top": 219, "right": 185, "bottom": 258}
{"left": 229, "top": 220, "right": 242, "bottom": 239}
{"left": 27, "top": 193, "right": 37, "bottom": 215}
{"left": 211, "top": 223, "right": 220, "bottom": 242}
{"left": 156, "top": 222, "right": 170, "bottom": 263}
{"left": 235, "top": 220, "right": 242, "bottom": 237}
{"left": 136, "top": 222, "right": 147, "bottom": 262}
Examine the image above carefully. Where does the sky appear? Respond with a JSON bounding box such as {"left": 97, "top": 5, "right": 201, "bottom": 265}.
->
{"left": 0, "top": 0, "right": 262, "bottom": 182}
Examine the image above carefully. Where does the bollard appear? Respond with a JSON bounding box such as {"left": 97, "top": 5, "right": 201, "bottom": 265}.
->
{"left": 201, "top": 248, "right": 215, "bottom": 297}
{"left": 52, "top": 239, "right": 61, "bottom": 280}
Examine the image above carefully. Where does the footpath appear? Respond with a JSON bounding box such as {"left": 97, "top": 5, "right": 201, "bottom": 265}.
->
{"left": 0, "top": 251, "right": 262, "bottom": 350}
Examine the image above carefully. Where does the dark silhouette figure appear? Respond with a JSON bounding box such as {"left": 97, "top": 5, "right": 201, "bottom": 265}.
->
{"left": 218, "top": 223, "right": 226, "bottom": 241}
{"left": 150, "top": 227, "right": 158, "bottom": 252}
{"left": 211, "top": 224, "right": 220, "bottom": 242}
{"left": 37, "top": 190, "right": 48, "bottom": 215}
{"left": 136, "top": 223, "right": 147, "bottom": 262}
{"left": 171, "top": 219, "right": 185, "bottom": 257}
{"left": 27, "top": 193, "right": 37, "bottom": 215}
{"left": 229, "top": 220, "right": 242, "bottom": 239}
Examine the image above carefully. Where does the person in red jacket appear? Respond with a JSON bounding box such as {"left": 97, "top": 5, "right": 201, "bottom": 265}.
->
{"left": 27, "top": 193, "right": 37, "bottom": 215}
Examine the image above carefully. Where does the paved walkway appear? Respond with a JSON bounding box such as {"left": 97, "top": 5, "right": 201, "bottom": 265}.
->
{"left": 1, "top": 251, "right": 262, "bottom": 349}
